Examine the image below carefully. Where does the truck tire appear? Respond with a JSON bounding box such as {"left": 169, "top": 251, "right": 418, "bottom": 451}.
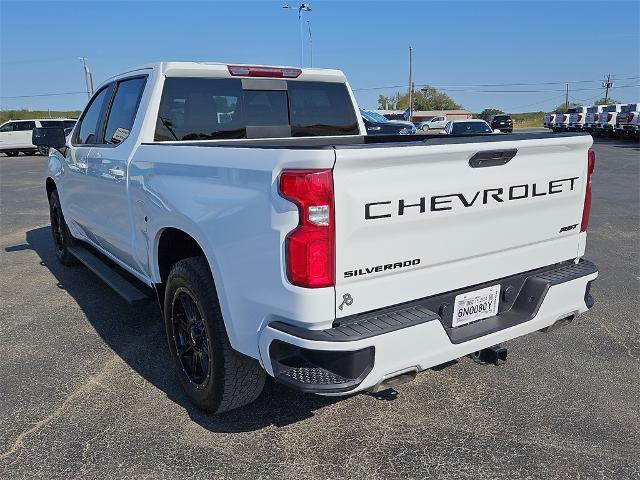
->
{"left": 5, "top": 151, "right": 19, "bottom": 157}
{"left": 164, "top": 257, "right": 266, "bottom": 413}
{"left": 49, "top": 190, "right": 77, "bottom": 266}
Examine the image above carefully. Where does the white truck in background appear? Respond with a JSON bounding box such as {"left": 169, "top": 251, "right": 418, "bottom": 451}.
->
{"left": 34, "top": 62, "right": 598, "bottom": 414}
{"left": 568, "top": 106, "right": 589, "bottom": 131}
{"left": 552, "top": 110, "right": 571, "bottom": 132}
{"left": 543, "top": 113, "right": 556, "bottom": 129}
{"left": 595, "top": 104, "right": 623, "bottom": 135}
{"left": 583, "top": 105, "right": 605, "bottom": 132}
{"left": 615, "top": 103, "right": 639, "bottom": 139}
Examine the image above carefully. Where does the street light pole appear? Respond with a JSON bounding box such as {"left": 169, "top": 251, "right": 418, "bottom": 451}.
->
{"left": 408, "top": 46, "right": 413, "bottom": 122}
{"left": 283, "top": 3, "right": 312, "bottom": 67}
{"left": 307, "top": 20, "right": 313, "bottom": 67}
{"left": 78, "top": 56, "right": 94, "bottom": 100}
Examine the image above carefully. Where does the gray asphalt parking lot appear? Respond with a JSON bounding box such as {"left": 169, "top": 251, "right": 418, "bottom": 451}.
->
{"left": 0, "top": 138, "right": 638, "bottom": 479}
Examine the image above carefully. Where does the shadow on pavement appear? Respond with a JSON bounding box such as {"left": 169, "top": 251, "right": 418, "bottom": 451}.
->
{"left": 9, "top": 226, "right": 347, "bottom": 433}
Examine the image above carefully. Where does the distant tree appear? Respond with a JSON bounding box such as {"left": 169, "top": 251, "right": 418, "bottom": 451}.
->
{"left": 553, "top": 102, "right": 582, "bottom": 113}
{"left": 594, "top": 97, "right": 621, "bottom": 105}
{"left": 477, "top": 108, "right": 504, "bottom": 121}
{"left": 377, "top": 86, "right": 462, "bottom": 111}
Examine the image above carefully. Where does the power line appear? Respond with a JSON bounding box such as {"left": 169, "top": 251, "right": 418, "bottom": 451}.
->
{"left": 352, "top": 76, "right": 640, "bottom": 92}
{"left": 0, "top": 91, "right": 87, "bottom": 99}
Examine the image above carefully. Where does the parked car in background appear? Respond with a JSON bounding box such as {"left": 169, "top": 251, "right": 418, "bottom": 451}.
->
{"left": 361, "top": 110, "right": 415, "bottom": 135}
{"left": 441, "top": 119, "right": 495, "bottom": 135}
{"left": 568, "top": 106, "right": 589, "bottom": 131}
{"left": 583, "top": 105, "right": 605, "bottom": 132}
{"left": 615, "top": 103, "right": 639, "bottom": 139}
{"left": 0, "top": 118, "right": 76, "bottom": 156}
{"left": 543, "top": 113, "right": 556, "bottom": 129}
{"left": 489, "top": 114, "right": 513, "bottom": 133}
{"left": 419, "top": 115, "right": 447, "bottom": 131}
{"left": 595, "top": 104, "right": 623, "bottom": 136}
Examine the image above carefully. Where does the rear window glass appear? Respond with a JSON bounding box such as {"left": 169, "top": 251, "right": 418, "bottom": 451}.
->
{"left": 451, "top": 122, "right": 492, "bottom": 134}
{"left": 40, "top": 121, "right": 63, "bottom": 128}
{"left": 154, "top": 78, "right": 358, "bottom": 141}
{"left": 587, "top": 106, "right": 598, "bottom": 113}
{"left": 493, "top": 115, "right": 510, "bottom": 120}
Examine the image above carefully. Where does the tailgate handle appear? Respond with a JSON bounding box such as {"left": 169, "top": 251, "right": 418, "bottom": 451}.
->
{"left": 469, "top": 149, "right": 517, "bottom": 168}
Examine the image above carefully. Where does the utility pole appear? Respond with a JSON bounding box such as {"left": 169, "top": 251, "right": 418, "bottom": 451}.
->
{"left": 307, "top": 21, "right": 313, "bottom": 67}
{"left": 603, "top": 74, "right": 614, "bottom": 103}
{"left": 408, "top": 46, "right": 413, "bottom": 122}
{"left": 565, "top": 83, "right": 569, "bottom": 112}
{"left": 78, "top": 57, "right": 94, "bottom": 100}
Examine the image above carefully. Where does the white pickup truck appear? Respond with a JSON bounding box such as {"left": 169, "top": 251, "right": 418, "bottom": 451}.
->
{"left": 595, "top": 104, "right": 623, "bottom": 135}
{"left": 34, "top": 62, "right": 598, "bottom": 414}
{"left": 615, "top": 103, "right": 639, "bottom": 139}
{"left": 584, "top": 105, "right": 605, "bottom": 132}
{"left": 568, "top": 106, "right": 589, "bottom": 131}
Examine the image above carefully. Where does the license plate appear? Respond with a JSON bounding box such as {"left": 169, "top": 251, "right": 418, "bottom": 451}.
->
{"left": 452, "top": 284, "right": 501, "bottom": 327}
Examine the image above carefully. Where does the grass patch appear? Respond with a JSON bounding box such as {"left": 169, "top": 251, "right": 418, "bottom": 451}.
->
{"left": 0, "top": 109, "right": 81, "bottom": 124}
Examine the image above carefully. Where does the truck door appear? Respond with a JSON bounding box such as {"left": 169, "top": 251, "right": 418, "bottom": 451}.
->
{"left": 63, "top": 85, "right": 113, "bottom": 240}
{"left": 84, "top": 76, "right": 147, "bottom": 270}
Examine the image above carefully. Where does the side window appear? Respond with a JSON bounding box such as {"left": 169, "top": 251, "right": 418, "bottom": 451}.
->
{"left": 288, "top": 81, "right": 359, "bottom": 136}
{"left": 14, "top": 121, "right": 36, "bottom": 131}
{"left": 0, "top": 122, "right": 14, "bottom": 133}
{"left": 75, "top": 86, "right": 111, "bottom": 145}
{"left": 104, "top": 77, "right": 146, "bottom": 144}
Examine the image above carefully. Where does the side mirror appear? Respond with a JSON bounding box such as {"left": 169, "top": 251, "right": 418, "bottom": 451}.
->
{"left": 493, "top": 129, "right": 502, "bottom": 134}
{"left": 32, "top": 127, "right": 67, "bottom": 151}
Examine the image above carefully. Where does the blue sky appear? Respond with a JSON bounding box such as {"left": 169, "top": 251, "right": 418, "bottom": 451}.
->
{"left": 1, "top": 0, "right": 638, "bottom": 113}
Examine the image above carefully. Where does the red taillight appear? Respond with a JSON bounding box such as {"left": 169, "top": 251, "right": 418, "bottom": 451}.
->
{"left": 563, "top": 115, "right": 568, "bottom": 121}
{"left": 607, "top": 113, "right": 613, "bottom": 121}
{"left": 577, "top": 114, "right": 583, "bottom": 122}
{"left": 227, "top": 65, "right": 302, "bottom": 78}
{"left": 627, "top": 112, "right": 634, "bottom": 122}
{"left": 581, "top": 149, "right": 596, "bottom": 232}
{"left": 279, "top": 169, "right": 334, "bottom": 288}
{"left": 594, "top": 113, "right": 599, "bottom": 121}
{"left": 550, "top": 115, "right": 555, "bottom": 122}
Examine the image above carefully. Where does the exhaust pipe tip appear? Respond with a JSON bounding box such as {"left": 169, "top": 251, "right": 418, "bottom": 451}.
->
{"left": 369, "top": 367, "right": 418, "bottom": 393}
{"left": 539, "top": 314, "right": 575, "bottom": 333}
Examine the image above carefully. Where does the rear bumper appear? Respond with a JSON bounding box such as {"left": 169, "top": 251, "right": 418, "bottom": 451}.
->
{"left": 259, "top": 259, "right": 598, "bottom": 394}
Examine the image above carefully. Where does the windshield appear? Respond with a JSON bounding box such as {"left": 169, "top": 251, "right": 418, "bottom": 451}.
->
{"left": 451, "top": 121, "right": 492, "bottom": 134}
{"left": 361, "top": 110, "right": 389, "bottom": 123}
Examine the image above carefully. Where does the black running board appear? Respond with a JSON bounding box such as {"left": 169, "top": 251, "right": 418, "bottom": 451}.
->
{"left": 68, "top": 246, "right": 150, "bottom": 304}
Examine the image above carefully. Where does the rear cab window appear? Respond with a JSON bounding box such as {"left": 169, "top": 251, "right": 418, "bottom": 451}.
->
{"left": 14, "top": 121, "right": 36, "bottom": 131}
{"left": 154, "top": 77, "right": 359, "bottom": 141}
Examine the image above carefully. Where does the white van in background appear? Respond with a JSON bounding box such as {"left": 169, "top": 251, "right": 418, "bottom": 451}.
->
{"left": 0, "top": 119, "right": 76, "bottom": 156}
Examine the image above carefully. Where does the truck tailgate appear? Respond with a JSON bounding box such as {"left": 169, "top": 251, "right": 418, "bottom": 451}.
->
{"left": 332, "top": 134, "right": 592, "bottom": 317}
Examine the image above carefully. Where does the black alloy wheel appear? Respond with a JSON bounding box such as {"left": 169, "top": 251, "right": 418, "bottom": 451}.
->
{"left": 171, "top": 288, "right": 211, "bottom": 388}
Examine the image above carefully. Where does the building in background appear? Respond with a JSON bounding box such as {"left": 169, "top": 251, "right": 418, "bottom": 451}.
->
{"left": 375, "top": 109, "right": 472, "bottom": 122}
